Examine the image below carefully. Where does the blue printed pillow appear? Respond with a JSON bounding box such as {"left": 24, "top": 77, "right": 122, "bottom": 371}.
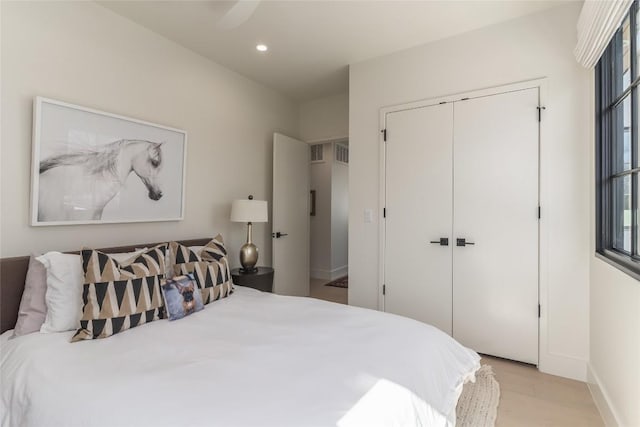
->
{"left": 161, "top": 274, "right": 204, "bottom": 321}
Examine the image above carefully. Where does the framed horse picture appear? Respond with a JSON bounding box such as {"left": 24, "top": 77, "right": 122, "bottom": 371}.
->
{"left": 30, "top": 97, "right": 187, "bottom": 226}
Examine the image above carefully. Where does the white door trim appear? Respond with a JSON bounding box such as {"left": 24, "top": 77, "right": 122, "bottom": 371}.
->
{"left": 378, "top": 78, "right": 548, "bottom": 366}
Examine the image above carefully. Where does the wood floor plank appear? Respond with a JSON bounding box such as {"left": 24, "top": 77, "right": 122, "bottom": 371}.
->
{"left": 310, "top": 278, "right": 348, "bottom": 304}
{"left": 484, "top": 356, "right": 604, "bottom": 427}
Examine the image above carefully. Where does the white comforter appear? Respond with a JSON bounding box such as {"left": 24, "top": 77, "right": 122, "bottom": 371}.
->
{"left": 1, "top": 287, "right": 480, "bottom": 427}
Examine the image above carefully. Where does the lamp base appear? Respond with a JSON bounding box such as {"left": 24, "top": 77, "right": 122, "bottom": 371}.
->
{"left": 239, "top": 241, "right": 259, "bottom": 273}
{"left": 239, "top": 267, "right": 258, "bottom": 274}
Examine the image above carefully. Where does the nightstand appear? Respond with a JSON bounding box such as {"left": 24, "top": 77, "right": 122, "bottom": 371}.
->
{"left": 231, "top": 267, "right": 274, "bottom": 293}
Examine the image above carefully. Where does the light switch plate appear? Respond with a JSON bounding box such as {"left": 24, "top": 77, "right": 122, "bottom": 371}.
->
{"left": 364, "top": 208, "right": 373, "bottom": 223}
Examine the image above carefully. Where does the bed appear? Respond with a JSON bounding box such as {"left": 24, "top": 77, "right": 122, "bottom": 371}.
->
{"left": 0, "top": 238, "right": 480, "bottom": 427}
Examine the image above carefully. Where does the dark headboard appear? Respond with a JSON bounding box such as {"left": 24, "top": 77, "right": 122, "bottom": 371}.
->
{"left": 0, "top": 238, "right": 211, "bottom": 334}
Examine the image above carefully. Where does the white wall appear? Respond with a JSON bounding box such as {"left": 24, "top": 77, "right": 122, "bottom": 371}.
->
{"left": 331, "top": 155, "right": 348, "bottom": 276}
{"left": 587, "top": 67, "right": 640, "bottom": 426}
{"left": 310, "top": 143, "right": 333, "bottom": 278}
{"left": 299, "top": 93, "right": 349, "bottom": 142}
{"left": 0, "top": 2, "right": 299, "bottom": 264}
{"left": 301, "top": 93, "right": 349, "bottom": 280}
{"left": 349, "top": 3, "right": 591, "bottom": 380}
{"left": 310, "top": 141, "right": 349, "bottom": 281}
{"left": 589, "top": 259, "right": 640, "bottom": 426}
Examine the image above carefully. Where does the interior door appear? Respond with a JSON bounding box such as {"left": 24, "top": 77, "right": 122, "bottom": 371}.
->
{"left": 272, "top": 132, "right": 310, "bottom": 296}
{"left": 452, "top": 88, "right": 539, "bottom": 364}
{"left": 384, "top": 103, "right": 454, "bottom": 334}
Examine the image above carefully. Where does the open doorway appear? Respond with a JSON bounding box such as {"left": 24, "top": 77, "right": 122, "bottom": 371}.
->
{"left": 308, "top": 138, "right": 348, "bottom": 304}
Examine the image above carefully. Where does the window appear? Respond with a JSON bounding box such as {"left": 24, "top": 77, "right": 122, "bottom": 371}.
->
{"left": 596, "top": 2, "right": 640, "bottom": 277}
{"left": 310, "top": 144, "right": 323, "bottom": 162}
{"left": 335, "top": 143, "right": 349, "bottom": 164}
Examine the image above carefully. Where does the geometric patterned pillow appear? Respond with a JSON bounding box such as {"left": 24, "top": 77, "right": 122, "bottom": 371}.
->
{"left": 169, "top": 235, "right": 233, "bottom": 305}
{"left": 70, "top": 244, "right": 167, "bottom": 342}
{"left": 82, "top": 244, "right": 166, "bottom": 283}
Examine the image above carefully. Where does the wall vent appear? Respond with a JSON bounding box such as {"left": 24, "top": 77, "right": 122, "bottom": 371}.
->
{"left": 335, "top": 143, "right": 349, "bottom": 164}
{"left": 310, "top": 144, "right": 324, "bottom": 162}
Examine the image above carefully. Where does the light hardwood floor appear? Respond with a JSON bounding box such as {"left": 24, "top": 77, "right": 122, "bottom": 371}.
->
{"left": 485, "top": 355, "right": 603, "bottom": 426}
{"left": 308, "top": 278, "right": 604, "bottom": 427}
{"left": 310, "top": 277, "right": 347, "bottom": 304}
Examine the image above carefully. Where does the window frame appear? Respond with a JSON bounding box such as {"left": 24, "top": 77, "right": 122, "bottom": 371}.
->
{"left": 596, "top": 1, "right": 640, "bottom": 279}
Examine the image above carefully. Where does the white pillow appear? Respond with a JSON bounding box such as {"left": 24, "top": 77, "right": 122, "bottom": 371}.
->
{"left": 37, "top": 248, "right": 149, "bottom": 333}
{"left": 37, "top": 252, "right": 84, "bottom": 333}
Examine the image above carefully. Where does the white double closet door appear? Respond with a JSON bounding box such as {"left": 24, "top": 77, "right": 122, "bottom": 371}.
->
{"left": 384, "top": 88, "right": 539, "bottom": 365}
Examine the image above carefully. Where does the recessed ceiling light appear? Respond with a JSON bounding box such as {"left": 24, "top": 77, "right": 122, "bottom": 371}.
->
{"left": 256, "top": 44, "right": 268, "bottom": 52}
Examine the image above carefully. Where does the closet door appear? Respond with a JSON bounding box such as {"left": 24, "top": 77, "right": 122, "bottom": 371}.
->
{"left": 384, "top": 103, "right": 453, "bottom": 334}
{"left": 452, "top": 88, "right": 539, "bottom": 364}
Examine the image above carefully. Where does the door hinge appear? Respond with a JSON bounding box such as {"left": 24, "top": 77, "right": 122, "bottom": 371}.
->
{"left": 382, "top": 129, "right": 387, "bottom": 141}
{"left": 538, "top": 304, "right": 541, "bottom": 318}
{"left": 537, "top": 106, "right": 546, "bottom": 122}
{"left": 383, "top": 284, "right": 386, "bottom": 295}
{"left": 538, "top": 206, "right": 541, "bottom": 219}
{"left": 383, "top": 207, "right": 386, "bottom": 218}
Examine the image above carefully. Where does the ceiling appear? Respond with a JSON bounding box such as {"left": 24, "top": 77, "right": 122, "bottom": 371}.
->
{"left": 99, "top": 0, "right": 568, "bottom": 102}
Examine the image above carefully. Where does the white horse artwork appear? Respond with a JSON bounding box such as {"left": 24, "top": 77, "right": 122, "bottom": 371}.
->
{"left": 38, "top": 139, "right": 164, "bottom": 221}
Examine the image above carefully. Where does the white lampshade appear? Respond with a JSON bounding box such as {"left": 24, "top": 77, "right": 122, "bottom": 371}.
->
{"left": 230, "top": 199, "right": 268, "bottom": 223}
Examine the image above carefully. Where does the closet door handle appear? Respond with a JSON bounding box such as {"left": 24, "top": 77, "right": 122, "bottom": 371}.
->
{"left": 456, "top": 238, "right": 475, "bottom": 247}
{"left": 430, "top": 238, "right": 449, "bottom": 246}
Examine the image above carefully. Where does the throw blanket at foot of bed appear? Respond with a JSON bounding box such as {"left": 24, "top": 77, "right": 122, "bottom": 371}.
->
{"left": 1, "top": 287, "right": 480, "bottom": 427}
{"left": 456, "top": 365, "right": 500, "bottom": 427}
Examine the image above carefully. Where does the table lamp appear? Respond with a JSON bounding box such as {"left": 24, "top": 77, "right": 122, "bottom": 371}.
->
{"left": 230, "top": 195, "right": 268, "bottom": 273}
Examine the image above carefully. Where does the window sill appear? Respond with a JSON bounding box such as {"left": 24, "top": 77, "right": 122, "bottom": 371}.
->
{"left": 595, "top": 250, "right": 640, "bottom": 281}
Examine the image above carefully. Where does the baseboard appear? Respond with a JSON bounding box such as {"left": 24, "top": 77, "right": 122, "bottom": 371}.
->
{"left": 330, "top": 265, "right": 348, "bottom": 280}
{"left": 311, "top": 265, "right": 348, "bottom": 281}
{"left": 538, "top": 352, "right": 587, "bottom": 382}
{"left": 587, "top": 364, "right": 621, "bottom": 427}
{"left": 310, "top": 268, "right": 331, "bottom": 280}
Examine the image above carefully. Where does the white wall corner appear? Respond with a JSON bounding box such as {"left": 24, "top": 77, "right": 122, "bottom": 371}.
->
{"left": 587, "top": 363, "right": 622, "bottom": 427}
{"left": 538, "top": 352, "right": 587, "bottom": 382}
{"left": 330, "top": 265, "right": 348, "bottom": 280}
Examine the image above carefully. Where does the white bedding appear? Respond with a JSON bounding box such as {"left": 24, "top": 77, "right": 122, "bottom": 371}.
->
{"left": 1, "top": 287, "right": 480, "bottom": 427}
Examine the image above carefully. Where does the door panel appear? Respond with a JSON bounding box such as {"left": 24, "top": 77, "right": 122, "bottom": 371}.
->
{"left": 272, "top": 133, "right": 310, "bottom": 296}
{"left": 385, "top": 103, "right": 454, "bottom": 334}
{"left": 452, "top": 89, "right": 539, "bottom": 364}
